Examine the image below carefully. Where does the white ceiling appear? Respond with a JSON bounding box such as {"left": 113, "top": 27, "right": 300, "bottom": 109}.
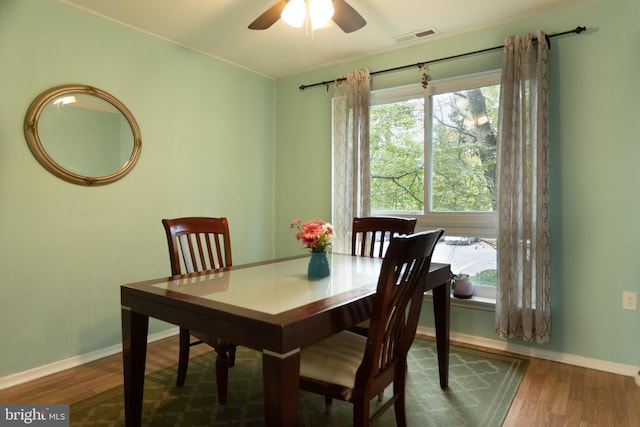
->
{"left": 60, "top": 0, "right": 593, "bottom": 79}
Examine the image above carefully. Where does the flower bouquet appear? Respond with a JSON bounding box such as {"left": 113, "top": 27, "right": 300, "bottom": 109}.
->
{"left": 289, "top": 218, "right": 333, "bottom": 252}
{"left": 290, "top": 218, "right": 333, "bottom": 279}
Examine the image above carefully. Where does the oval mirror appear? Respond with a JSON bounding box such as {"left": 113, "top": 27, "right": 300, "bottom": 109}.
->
{"left": 24, "top": 84, "right": 142, "bottom": 186}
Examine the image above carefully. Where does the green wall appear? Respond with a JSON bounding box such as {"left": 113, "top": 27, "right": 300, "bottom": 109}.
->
{"left": 1, "top": 0, "right": 638, "bottom": 381}
{"left": 0, "top": 0, "right": 276, "bottom": 377}
{"left": 274, "top": 0, "right": 640, "bottom": 368}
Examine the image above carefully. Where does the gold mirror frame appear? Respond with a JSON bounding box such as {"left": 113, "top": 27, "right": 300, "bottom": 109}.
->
{"left": 24, "top": 84, "right": 142, "bottom": 186}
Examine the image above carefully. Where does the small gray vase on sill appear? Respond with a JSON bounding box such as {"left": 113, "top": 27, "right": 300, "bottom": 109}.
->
{"left": 453, "top": 274, "right": 474, "bottom": 299}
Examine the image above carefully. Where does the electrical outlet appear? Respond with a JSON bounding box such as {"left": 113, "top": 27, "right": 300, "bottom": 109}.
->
{"left": 623, "top": 291, "right": 637, "bottom": 310}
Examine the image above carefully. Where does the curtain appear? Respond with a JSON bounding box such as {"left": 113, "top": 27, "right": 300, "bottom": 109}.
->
{"left": 495, "top": 31, "right": 551, "bottom": 343}
{"left": 331, "top": 68, "right": 371, "bottom": 254}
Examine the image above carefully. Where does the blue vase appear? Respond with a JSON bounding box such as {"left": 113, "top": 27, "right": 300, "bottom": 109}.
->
{"left": 307, "top": 251, "right": 331, "bottom": 280}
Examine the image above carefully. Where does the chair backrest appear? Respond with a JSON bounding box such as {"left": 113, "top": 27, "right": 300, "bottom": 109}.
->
{"left": 162, "top": 217, "right": 232, "bottom": 276}
{"left": 351, "top": 216, "right": 417, "bottom": 258}
{"left": 355, "top": 229, "right": 444, "bottom": 390}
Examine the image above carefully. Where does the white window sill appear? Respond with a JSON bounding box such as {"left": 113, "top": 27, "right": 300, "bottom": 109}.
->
{"left": 423, "top": 292, "right": 495, "bottom": 311}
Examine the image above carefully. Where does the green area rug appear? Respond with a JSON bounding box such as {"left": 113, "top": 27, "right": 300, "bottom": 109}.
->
{"left": 71, "top": 338, "right": 528, "bottom": 426}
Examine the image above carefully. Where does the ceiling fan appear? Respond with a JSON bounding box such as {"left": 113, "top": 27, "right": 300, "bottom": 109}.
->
{"left": 248, "top": 0, "right": 367, "bottom": 33}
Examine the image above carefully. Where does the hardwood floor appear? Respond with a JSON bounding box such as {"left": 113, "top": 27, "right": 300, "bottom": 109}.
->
{"left": 0, "top": 335, "right": 211, "bottom": 405}
{"left": 502, "top": 355, "right": 640, "bottom": 427}
{"left": 1, "top": 335, "right": 638, "bottom": 426}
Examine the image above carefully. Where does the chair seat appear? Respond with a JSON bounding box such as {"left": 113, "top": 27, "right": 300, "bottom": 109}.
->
{"left": 348, "top": 319, "right": 371, "bottom": 337}
{"left": 354, "top": 319, "right": 369, "bottom": 328}
{"left": 300, "top": 330, "right": 367, "bottom": 399}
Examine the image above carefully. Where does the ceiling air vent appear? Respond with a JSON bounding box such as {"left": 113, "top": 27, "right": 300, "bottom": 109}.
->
{"left": 394, "top": 28, "right": 438, "bottom": 45}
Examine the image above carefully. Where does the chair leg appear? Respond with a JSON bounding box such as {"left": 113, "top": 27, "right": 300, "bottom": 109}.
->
{"left": 215, "top": 346, "right": 231, "bottom": 405}
{"left": 228, "top": 344, "right": 237, "bottom": 368}
{"left": 176, "top": 328, "right": 191, "bottom": 387}
{"left": 393, "top": 368, "right": 408, "bottom": 427}
{"left": 324, "top": 395, "right": 333, "bottom": 414}
{"left": 353, "top": 396, "right": 371, "bottom": 427}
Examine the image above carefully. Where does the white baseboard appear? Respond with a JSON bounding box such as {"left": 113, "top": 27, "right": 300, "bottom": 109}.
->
{"left": 0, "top": 328, "right": 179, "bottom": 391}
{"left": 417, "top": 326, "right": 640, "bottom": 382}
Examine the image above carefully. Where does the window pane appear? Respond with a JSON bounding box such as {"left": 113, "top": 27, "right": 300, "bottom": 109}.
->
{"left": 370, "top": 99, "right": 425, "bottom": 212}
{"left": 432, "top": 236, "right": 497, "bottom": 287}
{"left": 430, "top": 85, "right": 499, "bottom": 212}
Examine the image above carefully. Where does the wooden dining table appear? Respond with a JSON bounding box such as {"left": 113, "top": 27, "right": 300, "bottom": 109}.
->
{"left": 121, "top": 253, "right": 451, "bottom": 426}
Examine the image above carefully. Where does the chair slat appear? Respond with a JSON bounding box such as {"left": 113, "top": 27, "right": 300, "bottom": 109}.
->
{"left": 213, "top": 234, "right": 224, "bottom": 269}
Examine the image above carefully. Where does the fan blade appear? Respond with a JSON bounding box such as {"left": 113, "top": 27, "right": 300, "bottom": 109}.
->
{"left": 248, "top": 0, "right": 287, "bottom": 30}
{"left": 332, "top": 0, "right": 366, "bottom": 33}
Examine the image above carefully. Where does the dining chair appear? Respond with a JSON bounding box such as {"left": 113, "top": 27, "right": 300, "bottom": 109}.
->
{"left": 352, "top": 216, "right": 417, "bottom": 258}
{"left": 299, "top": 229, "right": 444, "bottom": 427}
{"left": 161, "top": 216, "right": 236, "bottom": 405}
{"left": 350, "top": 216, "right": 417, "bottom": 337}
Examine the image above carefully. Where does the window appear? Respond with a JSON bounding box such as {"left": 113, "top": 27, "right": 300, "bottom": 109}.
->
{"left": 369, "top": 71, "right": 500, "bottom": 296}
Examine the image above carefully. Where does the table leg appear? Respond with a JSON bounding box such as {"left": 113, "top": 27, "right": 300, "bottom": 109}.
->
{"left": 432, "top": 280, "right": 450, "bottom": 389}
{"left": 262, "top": 349, "right": 301, "bottom": 427}
{"left": 122, "top": 306, "right": 149, "bottom": 427}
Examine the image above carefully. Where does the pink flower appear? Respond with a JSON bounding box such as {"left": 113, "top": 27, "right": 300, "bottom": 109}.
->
{"left": 290, "top": 218, "right": 333, "bottom": 252}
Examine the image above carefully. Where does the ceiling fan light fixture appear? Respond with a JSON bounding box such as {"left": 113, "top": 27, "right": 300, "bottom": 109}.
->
{"left": 250, "top": 0, "right": 365, "bottom": 33}
{"left": 309, "top": 0, "right": 334, "bottom": 29}
{"left": 281, "top": 0, "right": 305, "bottom": 28}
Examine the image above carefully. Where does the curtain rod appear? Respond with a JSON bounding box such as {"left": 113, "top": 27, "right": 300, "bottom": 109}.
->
{"left": 299, "top": 26, "right": 586, "bottom": 91}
